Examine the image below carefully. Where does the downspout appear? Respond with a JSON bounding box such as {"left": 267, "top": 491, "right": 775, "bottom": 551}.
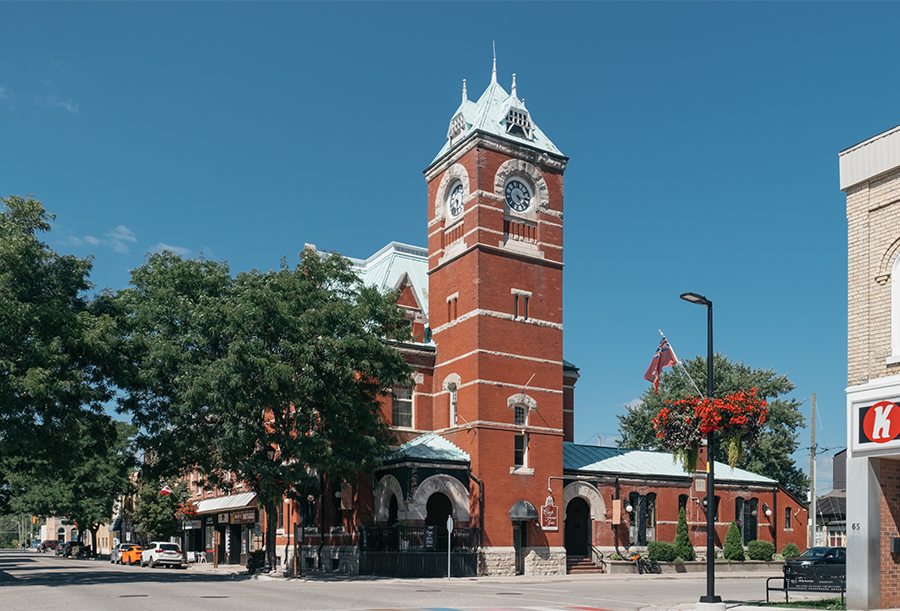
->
{"left": 469, "top": 471, "right": 485, "bottom": 549}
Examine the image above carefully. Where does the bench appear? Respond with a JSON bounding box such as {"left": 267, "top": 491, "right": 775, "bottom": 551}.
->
{"left": 766, "top": 564, "right": 845, "bottom": 605}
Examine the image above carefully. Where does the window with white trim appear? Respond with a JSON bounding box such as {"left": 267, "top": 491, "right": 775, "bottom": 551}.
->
{"left": 514, "top": 405, "right": 527, "bottom": 427}
{"left": 892, "top": 255, "right": 900, "bottom": 359}
{"left": 392, "top": 385, "right": 413, "bottom": 428}
{"left": 514, "top": 434, "right": 527, "bottom": 467}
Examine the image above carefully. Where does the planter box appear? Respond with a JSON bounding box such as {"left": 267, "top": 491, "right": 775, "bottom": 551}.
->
{"left": 604, "top": 560, "right": 785, "bottom": 574}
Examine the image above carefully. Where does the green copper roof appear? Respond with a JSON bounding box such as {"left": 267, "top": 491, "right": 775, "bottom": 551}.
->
{"left": 347, "top": 242, "right": 429, "bottom": 319}
{"left": 387, "top": 433, "right": 470, "bottom": 463}
{"left": 563, "top": 442, "right": 776, "bottom": 484}
{"left": 430, "top": 70, "right": 563, "bottom": 166}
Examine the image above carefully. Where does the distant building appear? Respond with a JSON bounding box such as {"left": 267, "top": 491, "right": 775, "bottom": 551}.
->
{"left": 839, "top": 127, "right": 900, "bottom": 610}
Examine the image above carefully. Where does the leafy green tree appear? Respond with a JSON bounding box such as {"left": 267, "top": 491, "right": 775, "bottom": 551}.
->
{"left": 134, "top": 480, "right": 184, "bottom": 544}
{"left": 723, "top": 520, "right": 745, "bottom": 561}
{"left": 616, "top": 353, "right": 808, "bottom": 498}
{"left": 673, "top": 506, "right": 695, "bottom": 561}
{"left": 6, "top": 419, "right": 137, "bottom": 555}
{"left": 0, "top": 195, "right": 115, "bottom": 477}
{"left": 110, "top": 248, "right": 413, "bottom": 569}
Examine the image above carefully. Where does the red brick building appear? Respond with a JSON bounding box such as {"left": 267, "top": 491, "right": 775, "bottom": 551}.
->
{"left": 192, "top": 64, "right": 807, "bottom": 576}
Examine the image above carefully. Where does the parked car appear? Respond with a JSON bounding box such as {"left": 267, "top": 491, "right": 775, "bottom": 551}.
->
{"left": 140, "top": 541, "right": 183, "bottom": 568}
{"left": 111, "top": 543, "right": 140, "bottom": 564}
{"left": 785, "top": 546, "right": 846, "bottom": 567}
{"left": 55, "top": 541, "right": 72, "bottom": 556}
{"left": 38, "top": 540, "right": 60, "bottom": 553}
{"left": 120, "top": 545, "right": 144, "bottom": 565}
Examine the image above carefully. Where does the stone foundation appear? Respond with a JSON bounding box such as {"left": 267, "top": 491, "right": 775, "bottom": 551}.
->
{"left": 478, "top": 547, "right": 516, "bottom": 576}
{"left": 524, "top": 546, "right": 567, "bottom": 575}
{"left": 477, "top": 546, "right": 567, "bottom": 576}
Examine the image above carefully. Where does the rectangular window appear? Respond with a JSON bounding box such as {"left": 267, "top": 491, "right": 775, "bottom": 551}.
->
{"left": 523, "top": 296, "right": 529, "bottom": 320}
{"left": 514, "top": 434, "right": 526, "bottom": 467}
{"left": 392, "top": 385, "right": 413, "bottom": 428}
{"left": 785, "top": 507, "right": 792, "bottom": 530}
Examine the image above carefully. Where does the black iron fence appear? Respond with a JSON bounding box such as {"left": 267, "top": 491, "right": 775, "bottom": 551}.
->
{"left": 360, "top": 526, "right": 479, "bottom": 552}
{"left": 359, "top": 526, "right": 479, "bottom": 577}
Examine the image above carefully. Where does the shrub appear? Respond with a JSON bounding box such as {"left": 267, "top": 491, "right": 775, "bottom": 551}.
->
{"left": 648, "top": 540, "right": 677, "bottom": 562}
{"left": 723, "top": 521, "right": 745, "bottom": 561}
{"left": 673, "top": 507, "right": 696, "bottom": 561}
{"left": 609, "top": 554, "right": 623, "bottom": 561}
{"left": 747, "top": 540, "right": 775, "bottom": 561}
{"left": 781, "top": 543, "right": 800, "bottom": 559}
{"left": 673, "top": 556, "right": 685, "bottom": 567}
{"left": 246, "top": 549, "right": 267, "bottom": 574}
{"left": 773, "top": 553, "right": 785, "bottom": 561}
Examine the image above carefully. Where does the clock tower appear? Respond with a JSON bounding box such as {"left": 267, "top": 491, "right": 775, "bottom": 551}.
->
{"left": 424, "top": 64, "right": 569, "bottom": 575}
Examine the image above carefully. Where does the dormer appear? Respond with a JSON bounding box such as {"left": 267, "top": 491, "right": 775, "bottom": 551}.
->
{"left": 447, "top": 112, "right": 466, "bottom": 143}
{"left": 505, "top": 107, "right": 533, "bottom": 140}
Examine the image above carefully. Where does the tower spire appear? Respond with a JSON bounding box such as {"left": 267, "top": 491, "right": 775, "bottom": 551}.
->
{"left": 511, "top": 73, "right": 517, "bottom": 99}
{"left": 491, "top": 41, "right": 497, "bottom": 85}
{"left": 462, "top": 79, "right": 467, "bottom": 103}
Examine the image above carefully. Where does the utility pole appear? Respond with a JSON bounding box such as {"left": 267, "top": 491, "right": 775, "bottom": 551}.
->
{"left": 809, "top": 393, "right": 817, "bottom": 548}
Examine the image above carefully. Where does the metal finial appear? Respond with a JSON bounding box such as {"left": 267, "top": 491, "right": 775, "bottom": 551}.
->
{"left": 491, "top": 41, "right": 497, "bottom": 84}
{"left": 511, "top": 73, "right": 517, "bottom": 98}
{"left": 462, "top": 79, "right": 467, "bottom": 103}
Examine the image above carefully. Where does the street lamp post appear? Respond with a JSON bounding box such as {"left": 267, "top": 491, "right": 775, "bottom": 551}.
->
{"left": 679, "top": 292, "right": 722, "bottom": 608}
{"left": 180, "top": 488, "right": 188, "bottom": 564}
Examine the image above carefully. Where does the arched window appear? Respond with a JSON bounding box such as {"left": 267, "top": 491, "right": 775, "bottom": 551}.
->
{"left": 514, "top": 405, "right": 527, "bottom": 426}
{"left": 448, "top": 383, "right": 457, "bottom": 427}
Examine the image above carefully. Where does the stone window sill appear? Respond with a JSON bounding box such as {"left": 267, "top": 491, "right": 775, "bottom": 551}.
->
{"left": 509, "top": 466, "right": 535, "bottom": 475}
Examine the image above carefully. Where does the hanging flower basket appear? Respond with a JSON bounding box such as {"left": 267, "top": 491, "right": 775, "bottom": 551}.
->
{"left": 653, "top": 389, "right": 767, "bottom": 469}
{"left": 175, "top": 499, "right": 199, "bottom": 520}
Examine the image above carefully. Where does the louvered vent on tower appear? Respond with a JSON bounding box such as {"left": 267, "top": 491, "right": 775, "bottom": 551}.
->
{"left": 447, "top": 113, "right": 466, "bottom": 141}
{"left": 505, "top": 108, "right": 533, "bottom": 139}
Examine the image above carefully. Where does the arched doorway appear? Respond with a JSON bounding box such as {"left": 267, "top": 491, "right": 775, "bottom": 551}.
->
{"left": 388, "top": 494, "right": 398, "bottom": 527}
{"left": 565, "top": 497, "right": 590, "bottom": 556}
{"left": 425, "top": 492, "right": 452, "bottom": 526}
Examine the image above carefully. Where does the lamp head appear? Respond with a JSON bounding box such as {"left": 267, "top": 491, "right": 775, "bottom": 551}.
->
{"left": 625, "top": 504, "right": 633, "bottom": 513}
{"left": 181, "top": 488, "right": 188, "bottom": 500}
{"left": 680, "top": 292, "right": 711, "bottom": 307}
{"left": 266, "top": 445, "right": 276, "bottom": 462}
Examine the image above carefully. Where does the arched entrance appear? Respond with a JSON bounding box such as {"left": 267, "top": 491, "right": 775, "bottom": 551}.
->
{"left": 565, "top": 497, "right": 590, "bottom": 556}
{"left": 388, "top": 494, "right": 398, "bottom": 526}
{"left": 425, "top": 492, "right": 452, "bottom": 526}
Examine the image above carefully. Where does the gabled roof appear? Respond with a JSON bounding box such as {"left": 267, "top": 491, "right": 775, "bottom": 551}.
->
{"left": 347, "top": 242, "right": 429, "bottom": 319}
{"left": 431, "top": 70, "right": 563, "bottom": 166}
{"left": 563, "top": 442, "right": 777, "bottom": 485}
{"left": 386, "top": 433, "right": 470, "bottom": 463}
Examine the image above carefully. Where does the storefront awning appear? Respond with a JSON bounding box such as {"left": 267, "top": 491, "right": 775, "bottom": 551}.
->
{"left": 195, "top": 492, "right": 257, "bottom": 514}
{"left": 509, "top": 500, "right": 538, "bottom": 521}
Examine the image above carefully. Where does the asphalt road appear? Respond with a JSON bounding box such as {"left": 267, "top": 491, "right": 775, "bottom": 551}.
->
{"left": 0, "top": 550, "right": 791, "bottom": 611}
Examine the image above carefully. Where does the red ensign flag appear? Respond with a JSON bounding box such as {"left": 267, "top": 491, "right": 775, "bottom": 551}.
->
{"left": 644, "top": 336, "right": 678, "bottom": 394}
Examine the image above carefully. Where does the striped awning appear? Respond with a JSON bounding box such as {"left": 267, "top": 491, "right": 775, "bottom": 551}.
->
{"left": 195, "top": 492, "right": 257, "bottom": 514}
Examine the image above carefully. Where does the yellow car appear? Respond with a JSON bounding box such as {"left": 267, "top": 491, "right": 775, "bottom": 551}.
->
{"left": 121, "top": 545, "right": 144, "bottom": 566}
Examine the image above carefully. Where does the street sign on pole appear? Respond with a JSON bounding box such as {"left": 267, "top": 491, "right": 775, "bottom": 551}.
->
{"left": 446, "top": 516, "right": 453, "bottom": 580}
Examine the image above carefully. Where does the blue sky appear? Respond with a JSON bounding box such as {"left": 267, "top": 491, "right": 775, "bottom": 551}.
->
{"left": 3, "top": 1, "right": 892, "bottom": 492}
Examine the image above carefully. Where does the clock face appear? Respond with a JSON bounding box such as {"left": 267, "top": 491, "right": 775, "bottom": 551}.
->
{"left": 448, "top": 183, "right": 464, "bottom": 218}
{"left": 505, "top": 179, "right": 532, "bottom": 213}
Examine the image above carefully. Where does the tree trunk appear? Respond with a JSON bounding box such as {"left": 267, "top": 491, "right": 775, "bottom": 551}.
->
{"left": 265, "top": 498, "right": 278, "bottom": 570}
{"left": 89, "top": 526, "right": 99, "bottom": 557}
